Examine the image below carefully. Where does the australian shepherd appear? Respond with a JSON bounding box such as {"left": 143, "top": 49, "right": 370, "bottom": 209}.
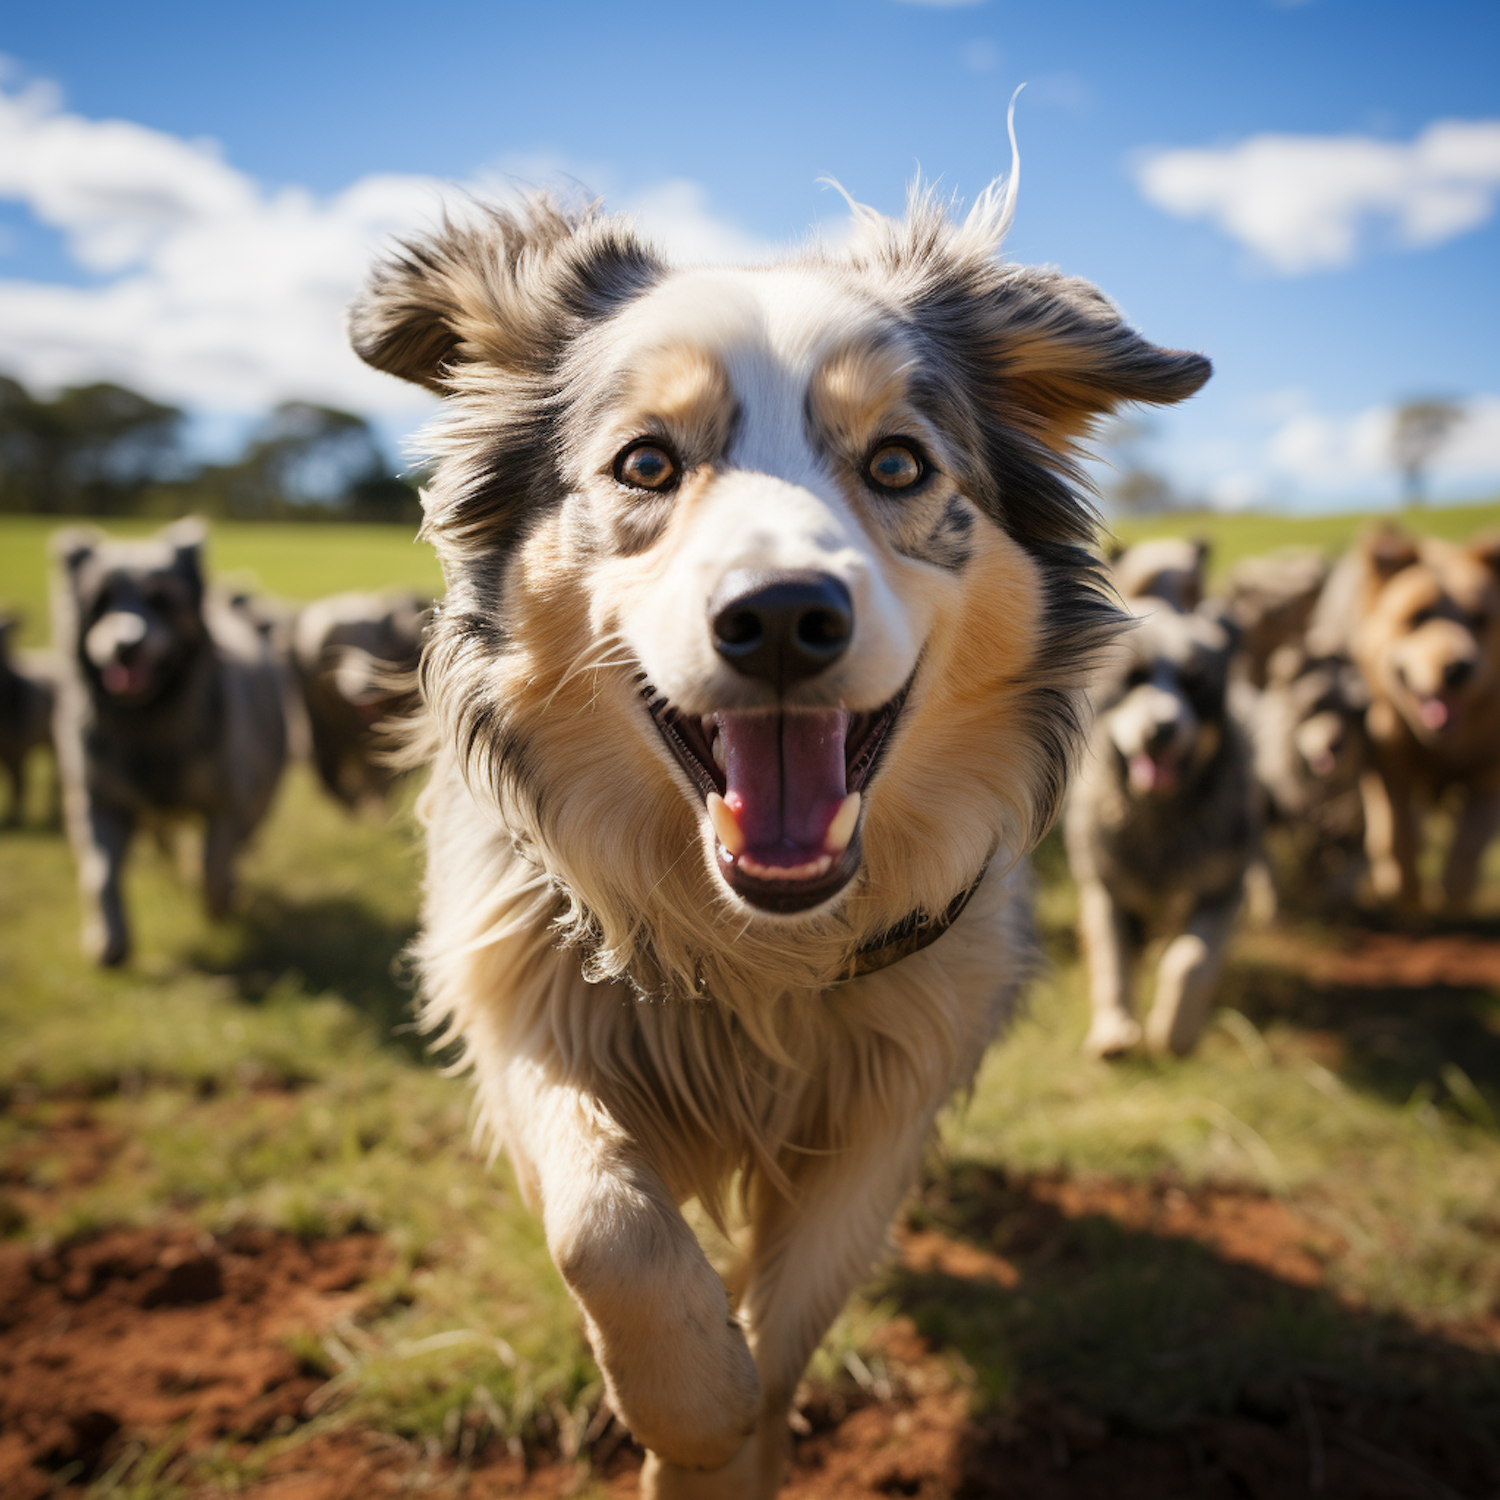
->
{"left": 350, "top": 176, "right": 1209, "bottom": 1496}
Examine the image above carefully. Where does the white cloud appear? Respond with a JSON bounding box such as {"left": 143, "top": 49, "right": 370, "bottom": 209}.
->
{"left": 1135, "top": 119, "right": 1500, "bottom": 273}
{"left": 0, "top": 73, "right": 781, "bottom": 425}
{"left": 1264, "top": 394, "right": 1500, "bottom": 492}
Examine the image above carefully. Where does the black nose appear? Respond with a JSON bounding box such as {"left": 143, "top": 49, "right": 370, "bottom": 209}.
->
{"left": 1145, "top": 719, "right": 1178, "bottom": 754}
{"left": 710, "top": 569, "right": 854, "bottom": 689}
{"left": 1443, "top": 658, "right": 1474, "bottom": 690}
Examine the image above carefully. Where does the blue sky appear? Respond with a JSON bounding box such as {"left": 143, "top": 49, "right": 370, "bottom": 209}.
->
{"left": 1, "top": 0, "right": 1497, "bottom": 511}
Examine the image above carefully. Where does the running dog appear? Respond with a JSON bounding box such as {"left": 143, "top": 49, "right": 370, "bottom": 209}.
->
{"left": 0, "top": 614, "right": 56, "bottom": 826}
{"left": 350, "top": 185, "right": 1209, "bottom": 1497}
{"left": 52, "top": 520, "right": 288, "bottom": 965}
{"left": 1309, "top": 524, "right": 1500, "bottom": 912}
{"left": 1067, "top": 603, "right": 1257, "bottom": 1057}
{"left": 291, "top": 590, "right": 426, "bottom": 808}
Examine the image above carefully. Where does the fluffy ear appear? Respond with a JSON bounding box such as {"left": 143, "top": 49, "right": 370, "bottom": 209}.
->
{"left": 1363, "top": 523, "right": 1420, "bottom": 582}
{"left": 51, "top": 526, "right": 101, "bottom": 583}
{"left": 1466, "top": 530, "right": 1500, "bottom": 576}
{"left": 162, "top": 517, "right": 207, "bottom": 591}
{"left": 348, "top": 198, "right": 662, "bottom": 393}
{"left": 983, "top": 266, "right": 1212, "bottom": 450}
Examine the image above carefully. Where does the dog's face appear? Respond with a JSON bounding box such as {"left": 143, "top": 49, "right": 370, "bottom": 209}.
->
{"left": 350, "top": 196, "right": 1208, "bottom": 970}
{"left": 1355, "top": 527, "right": 1500, "bottom": 746}
{"left": 1094, "top": 606, "right": 1232, "bottom": 798}
{"left": 54, "top": 521, "right": 206, "bottom": 706}
{"left": 1265, "top": 645, "right": 1368, "bottom": 789}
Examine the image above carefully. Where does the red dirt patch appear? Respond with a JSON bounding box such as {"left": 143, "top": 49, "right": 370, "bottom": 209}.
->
{"left": 1274, "top": 928, "right": 1500, "bottom": 990}
{"left": 0, "top": 1223, "right": 385, "bottom": 1499}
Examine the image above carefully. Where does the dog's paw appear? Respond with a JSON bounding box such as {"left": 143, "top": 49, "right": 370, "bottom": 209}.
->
{"left": 1083, "top": 1011, "right": 1141, "bottom": 1058}
{"left": 609, "top": 1311, "right": 761, "bottom": 1471}
{"left": 83, "top": 920, "right": 129, "bottom": 968}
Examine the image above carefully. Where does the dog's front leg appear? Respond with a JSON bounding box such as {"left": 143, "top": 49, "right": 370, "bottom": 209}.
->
{"left": 508, "top": 1067, "right": 761, "bottom": 1477}
{"left": 642, "top": 1110, "right": 936, "bottom": 1500}
{"left": 1441, "top": 785, "right": 1500, "bottom": 914}
{"left": 1144, "top": 887, "right": 1241, "bottom": 1055}
{"left": 202, "top": 815, "right": 240, "bottom": 919}
{"left": 1077, "top": 878, "right": 1141, "bottom": 1056}
{"left": 1361, "top": 767, "right": 1423, "bottom": 912}
{"left": 68, "top": 794, "right": 134, "bottom": 966}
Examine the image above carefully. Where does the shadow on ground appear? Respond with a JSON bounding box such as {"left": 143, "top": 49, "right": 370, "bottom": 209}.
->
{"left": 192, "top": 887, "right": 425, "bottom": 1059}
{"left": 874, "top": 1160, "right": 1500, "bottom": 1499}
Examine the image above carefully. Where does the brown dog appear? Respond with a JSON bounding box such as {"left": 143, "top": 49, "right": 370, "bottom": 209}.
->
{"left": 1310, "top": 524, "right": 1500, "bottom": 912}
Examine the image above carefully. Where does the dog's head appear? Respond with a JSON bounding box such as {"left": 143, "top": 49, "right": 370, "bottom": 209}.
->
{"left": 1108, "top": 536, "right": 1210, "bottom": 613}
{"left": 352, "top": 192, "right": 1208, "bottom": 985}
{"left": 1354, "top": 525, "right": 1500, "bottom": 746}
{"left": 1093, "top": 604, "right": 1233, "bottom": 799}
{"left": 52, "top": 519, "right": 208, "bottom": 708}
{"left": 295, "top": 591, "right": 427, "bottom": 723}
{"left": 1264, "top": 644, "right": 1368, "bottom": 796}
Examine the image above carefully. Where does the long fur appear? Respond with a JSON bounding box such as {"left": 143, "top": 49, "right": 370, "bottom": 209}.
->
{"left": 351, "top": 183, "right": 1210, "bottom": 1495}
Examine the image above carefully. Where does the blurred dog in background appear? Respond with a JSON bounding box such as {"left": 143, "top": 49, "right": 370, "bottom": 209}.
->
{"left": 291, "top": 590, "right": 426, "bottom": 808}
{"left": 51, "top": 519, "right": 287, "bottom": 965}
{"left": 1067, "top": 600, "right": 1258, "bottom": 1057}
{"left": 0, "top": 613, "right": 56, "bottom": 826}
{"left": 349, "top": 181, "right": 1209, "bottom": 1497}
{"left": 1309, "top": 523, "right": 1500, "bottom": 913}
{"left": 1108, "top": 535, "right": 1208, "bottom": 613}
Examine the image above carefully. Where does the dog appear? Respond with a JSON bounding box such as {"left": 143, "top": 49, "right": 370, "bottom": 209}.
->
{"left": 1066, "top": 602, "right": 1257, "bottom": 1057}
{"left": 349, "top": 185, "right": 1208, "bottom": 1497}
{"left": 0, "top": 614, "right": 56, "bottom": 826}
{"left": 291, "top": 590, "right": 426, "bottom": 808}
{"left": 1307, "top": 523, "right": 1500, "bottom": 912}
{"left": 51, "top": 519, "right": 288, "bottom": 965}
{"left": 1108, "top": 535, "right": 1209, "bottom": 613}
{"left": 1235, "top": 641, "right": 1368, "bottom": 916}
{"left": 1223, "top": 545, "right": 1329, "bottom": 690}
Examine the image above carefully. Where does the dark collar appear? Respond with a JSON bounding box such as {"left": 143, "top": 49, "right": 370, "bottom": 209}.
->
{"left": 839, "top": 861, "right": 991, "bottom": 981}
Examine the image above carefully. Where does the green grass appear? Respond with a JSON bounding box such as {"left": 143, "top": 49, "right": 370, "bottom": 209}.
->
{"left": 4, "top": 507, "right": 1500, "bottom": 1482}
{"left": 1109, "top": 496, "right": 1500, "bottom": 584}
{"left": 0, "top": 516, "right": 443, "bottom": 646}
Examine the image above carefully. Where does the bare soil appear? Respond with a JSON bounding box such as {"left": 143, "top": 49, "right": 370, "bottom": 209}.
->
{"left": 2, "top": 1171, "right": 1497, "bottom": 1499}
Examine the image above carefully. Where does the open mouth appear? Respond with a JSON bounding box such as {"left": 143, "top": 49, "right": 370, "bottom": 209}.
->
{"left": 1124, "top": 747, "right": 1183, "bottom": 797}
{"left": 643, "top": 676, "right": 912, "bottom": 913}
{"left": 99, "top": 659, "right": 157, "bottom": 698}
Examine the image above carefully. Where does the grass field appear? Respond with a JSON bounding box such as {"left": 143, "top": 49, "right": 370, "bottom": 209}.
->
{"left": 3, "top": 509, "right": 1500, "bottom": 1497}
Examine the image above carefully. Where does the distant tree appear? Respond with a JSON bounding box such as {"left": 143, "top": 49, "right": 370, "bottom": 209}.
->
{"left": 0, "top": 377, "right": 184, "bottom": 514}
{"left": 1098, "top": 416, "right": 1179, "bottom": 514}
{"left": 1392, "top": 398, "right": 1465, "bottom": 507}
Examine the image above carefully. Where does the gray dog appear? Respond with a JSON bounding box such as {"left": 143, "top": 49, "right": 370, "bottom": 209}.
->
{"left": 0, "top": 615, "right": 56, "bottom": 826}
{"left": 1066, "top": 604, "right": 1260, "bottom": 1057}
{"left": 51, "top": 519, "right": 287, "bottom": 965}
{"left": 290, "top": 590, "right": 426, "bottom": 808}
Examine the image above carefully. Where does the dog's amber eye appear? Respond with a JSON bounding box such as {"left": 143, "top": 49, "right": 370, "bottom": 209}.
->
{"left": 867, "top": 442, "right": 923, "bottom": 491}
{"left": 616, "top": 442, "right": 678, "bottom": 492}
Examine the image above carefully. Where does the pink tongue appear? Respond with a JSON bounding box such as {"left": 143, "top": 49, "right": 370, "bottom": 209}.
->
{"left": 1419, "top": 697, "right": 1450, "bottom": 730}
{"left": 102, "top": 661, "right": 150, "bottom": 696}
{"left": 1128, "top": 753, "right": 1177, "bottom": 795}
{"left": 719, "top": 710, "right": 848, "bottom": 864}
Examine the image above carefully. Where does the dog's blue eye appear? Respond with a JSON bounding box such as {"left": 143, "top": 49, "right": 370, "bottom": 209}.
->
{"left": 867, "top": 443, "right": 923, "bottom": 491}
{"left": 617, "top": 443, "right": 678, "bottom": 491}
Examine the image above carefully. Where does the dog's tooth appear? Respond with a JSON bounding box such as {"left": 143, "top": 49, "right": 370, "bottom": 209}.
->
{"left": 712, "top": 734, "right": 726, "bottom": 771}
{"left": 825, "top": 792, "right": 861, "bottom": 854}
{"left": 706, "top": 792, "right": 744, "bottom": 855}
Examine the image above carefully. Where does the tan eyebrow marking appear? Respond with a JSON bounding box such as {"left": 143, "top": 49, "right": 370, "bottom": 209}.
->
{"left": 621, "top": 342, "right": 735, "bottom": 460}
{"left": 805, "top": 337, "right": 914, "bottom": 456}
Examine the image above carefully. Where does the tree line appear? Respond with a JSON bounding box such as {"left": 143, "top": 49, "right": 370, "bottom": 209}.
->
{"left": 0, "top": 374, "right": 421, "bottom": 522}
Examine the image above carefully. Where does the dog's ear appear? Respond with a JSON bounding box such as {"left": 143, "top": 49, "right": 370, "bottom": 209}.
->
{"left": 51, "top": 526, "right": 101, "bottom": 585}
{"left": 1465, "top": 530, "right": 1500, "bottom": 577}
{"left": 982, "top": 266, "right": 1212, "bottom": 449}
{"left": 1363, "top": 523, "right": 1420, "bottom": 582}
{"left": 161, "top": 517, "right": 207, "bottom": 593}
{"left": 349, "top": 198, "right": 662, "bottom": 393}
